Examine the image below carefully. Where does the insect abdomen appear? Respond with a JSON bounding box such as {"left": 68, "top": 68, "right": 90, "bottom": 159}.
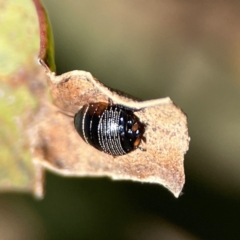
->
{"left": 74, "top": 102, "right": 144, "bottom": 156}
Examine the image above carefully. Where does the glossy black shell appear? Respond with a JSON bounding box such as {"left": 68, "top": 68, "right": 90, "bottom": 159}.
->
{"left": 74, "top": 102, "right": 145, "bottom": 156}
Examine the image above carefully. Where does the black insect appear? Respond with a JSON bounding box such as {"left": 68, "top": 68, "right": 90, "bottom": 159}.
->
{"left": 74, "top": 102, "right": 145, "bottom": 156}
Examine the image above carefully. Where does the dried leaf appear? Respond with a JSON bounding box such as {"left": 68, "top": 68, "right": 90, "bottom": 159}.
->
{"left": 29, "top": 60, "right": 190, "bottom": 197}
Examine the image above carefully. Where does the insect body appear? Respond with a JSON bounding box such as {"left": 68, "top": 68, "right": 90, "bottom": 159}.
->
{"left": 74, "top": 102, "right": 145, "bottom": 156}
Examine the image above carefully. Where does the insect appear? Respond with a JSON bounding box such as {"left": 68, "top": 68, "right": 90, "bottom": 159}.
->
{"left": 74, "top": 102, "right": 145, "bottom": 156}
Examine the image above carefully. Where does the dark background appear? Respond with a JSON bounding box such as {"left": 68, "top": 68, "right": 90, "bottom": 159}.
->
{"left": 1, "top": 1, "right": 240, "bottom": 239}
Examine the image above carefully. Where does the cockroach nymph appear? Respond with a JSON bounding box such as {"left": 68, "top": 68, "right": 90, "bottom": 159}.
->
{"left": 74, "top": 102, "right": 145, "bottom": 156}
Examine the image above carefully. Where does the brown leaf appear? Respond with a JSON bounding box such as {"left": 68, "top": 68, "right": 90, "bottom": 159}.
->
{"left": 29, "top": 60, "right": 190, "bottom": 198}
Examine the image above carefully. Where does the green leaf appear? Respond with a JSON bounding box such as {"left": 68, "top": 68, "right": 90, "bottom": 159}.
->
{"left": 0, "top": 0, "right": 54, "bottom": 194}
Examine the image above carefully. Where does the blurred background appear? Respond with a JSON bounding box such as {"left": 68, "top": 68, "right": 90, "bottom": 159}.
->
{"left": 1, "top": 0, "right": 240, "bottom": 239}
